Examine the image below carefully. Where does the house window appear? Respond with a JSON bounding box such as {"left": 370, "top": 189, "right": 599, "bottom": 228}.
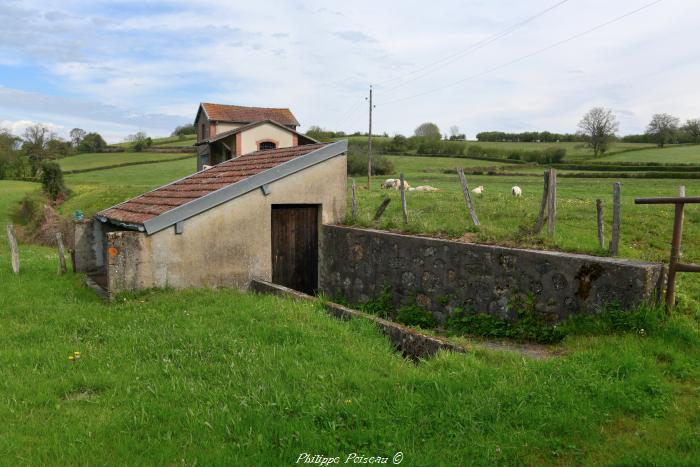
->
{"left": 259, "top": 141, "right": 277, "bottom": 150}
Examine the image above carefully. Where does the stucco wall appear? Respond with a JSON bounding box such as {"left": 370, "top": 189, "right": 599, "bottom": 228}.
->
{"left": 240, "top": 123, "right": 295, "bottom": 155}
{"left": 216, "top": 122, "right": 243, "bottom": 134}
{"left": 320, "top": 226, "right": 666, "bottom": 322}
{"left": 106, "top": 154, "right": 347, "bottom": 293}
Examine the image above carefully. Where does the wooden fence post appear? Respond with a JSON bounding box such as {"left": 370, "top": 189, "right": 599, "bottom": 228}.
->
{"left": 609, "top": 182, "right": 621, "bottom": 255}
{"left": 373, "top": 197, "right": 391, "bottom": 223}
{"left": 400, "top": 173, "right": 408, "bottom": 224}
{"left": 6, "top": 224, "right": 20, "bottom": 274}
{"left": 457, "top": 168, "right": 480, "bottom": 226}
{"left": 596, "top": 199, "right": 605, "bottom": 248}
{"left": 547, "top": 168, "right": 557, "bottom": 236}
{"left": 534, "top": 171, "right": 550, "bottom": 233}
{"left": 56, "top": 232, "right": 67, "bottom": 275}
{"left": 351, "top": 179, "right": 357, "bottom": 220}
{"left": 665, "top": 185, "right": 686, "bottom": 311}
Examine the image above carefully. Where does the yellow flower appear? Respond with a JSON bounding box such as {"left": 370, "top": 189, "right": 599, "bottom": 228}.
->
{"left": 68, "top": 356, "right": 74, "bottom": 361}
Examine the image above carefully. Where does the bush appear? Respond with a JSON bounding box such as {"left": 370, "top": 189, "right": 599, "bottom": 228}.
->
{"left": 40, "top": 161, "right": 68, "bottom": 200}
{"left": 396, "top": 304, "right": 437, "bottom": 328}
{"left": 347, "top": 153, "right": 394, "bottom": 176}
{"left": 78, "top": 133, "right": 107, "bottom": 153}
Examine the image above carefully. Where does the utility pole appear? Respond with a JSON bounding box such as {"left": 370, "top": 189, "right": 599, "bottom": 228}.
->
{"left": 366, "top": 85, "right": 374, "bottom": 190}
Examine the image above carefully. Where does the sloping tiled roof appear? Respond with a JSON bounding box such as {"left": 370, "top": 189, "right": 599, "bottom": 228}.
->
{"left": 200, "top": 119, "right": 318, "bottom": 146}
{"left": 98, "top": 143, "right": 329, "bottom": 227}
{"left": 201, "top": 103, "right": 299, "bottom": 127}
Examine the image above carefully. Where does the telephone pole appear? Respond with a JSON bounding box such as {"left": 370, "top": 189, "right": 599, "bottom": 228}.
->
{"left": 366, "top": 85, "right": 373, "bottom": 190}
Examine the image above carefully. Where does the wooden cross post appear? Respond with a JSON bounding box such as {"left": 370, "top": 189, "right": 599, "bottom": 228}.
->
{"left": 6, "top": 224, "right": 20, "bottom": 274}
{"left": 373, "top": 197, "right": 391, "bottom": 223}
{"left": 596, "top": 199, "right": 605, "bottom": 248}
{"left": 56, "top": 232, "right": 67, "bottom": 275}
{"left": 534, "top": 170, "right": 551, "bottom": 234}
{"left": 635, "top": 189, "right": 700, "bottom": 313}
{"left": 457, "top": 168, "right": 479, "bottom": 226}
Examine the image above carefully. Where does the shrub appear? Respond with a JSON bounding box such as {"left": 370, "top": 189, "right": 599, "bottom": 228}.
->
{"left": 360, "top": 285, "right": 394, "bottom": 318}
{"left": 347, "top": 153, "right": 394, "bottom": 176}
{"left": 396, "top": 304, "right": 437, "bottom": 328}
{"left": 40, "top": 161, "right": 67, "bottom": 200}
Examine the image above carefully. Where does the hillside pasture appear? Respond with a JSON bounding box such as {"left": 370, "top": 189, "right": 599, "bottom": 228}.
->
{"left": 598, "top": 144, "right": 700, "bottom": 164}
{"left": 59, "top": 152, "right": 194, "bottom": 172}
{"left": 2, "top": 177, "right": 700, "bottom": 464}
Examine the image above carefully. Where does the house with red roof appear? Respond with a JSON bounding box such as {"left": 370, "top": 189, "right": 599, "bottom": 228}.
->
{"left": 194, "top": 103, "right": 317, "bottom": 170}
{"left": 74, "top": 140, "right": 348, "bottom": 297}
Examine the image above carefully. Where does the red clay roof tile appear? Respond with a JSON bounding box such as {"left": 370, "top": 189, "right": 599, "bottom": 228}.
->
{"left": 201, "top": 103, "right": 299, "bottom": 127}
{"left": 98, "top": 143, "right": 327, "bottom": 226}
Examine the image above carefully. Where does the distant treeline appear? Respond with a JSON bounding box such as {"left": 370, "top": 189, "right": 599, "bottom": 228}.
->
{"left": 476, "top": 131, "right": 585, "bottom": 143}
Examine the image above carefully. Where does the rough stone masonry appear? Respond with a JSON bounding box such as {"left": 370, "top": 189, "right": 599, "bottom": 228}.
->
{"left": 320, "top": 226, "right": 666, "bottom": 323}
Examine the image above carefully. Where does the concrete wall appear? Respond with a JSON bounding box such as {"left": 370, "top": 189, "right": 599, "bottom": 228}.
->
{"left": 216, "top": 122, "right": 243, "bottom": 134}
{"left": 73, "top": 219, "right": 97, "bottom": 273}
{"left": 320, "top": 226, "right": 665, "bottom": 322}
{"left": 105, "top": 154, "right": 347, "bottom": 294}
{"left": 240, "top": 123, "right": 295, "bottom": 154}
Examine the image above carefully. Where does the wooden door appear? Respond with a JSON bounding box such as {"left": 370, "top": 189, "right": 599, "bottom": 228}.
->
{"left": 271, "top": 205, "right": 319, "bottom": 294}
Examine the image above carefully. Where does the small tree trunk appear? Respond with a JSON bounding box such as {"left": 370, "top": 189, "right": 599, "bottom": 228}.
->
{"left": 457, "top": 168, "right": 479, "bottom": 226}
{"left": 400, "top": 173, "right": 408, "bottom": 224}
{"left": 351, "top": 179, "right": 357, "bottom": 220}
{"left": 56, "top": 232, "right": 67, "bottom": 275}
{"left": 6, "top": 224, "right": 20, "bottom": 274}
{"left": 596, "top": 199, "right": 605, "bottom": 249}
{"left": 609, "top": 182, "right": 621, "bottom": 255}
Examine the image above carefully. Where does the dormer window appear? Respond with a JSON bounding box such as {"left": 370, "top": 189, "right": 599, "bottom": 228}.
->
{"left": 259, "top": 141, "right": 277, "bottom": 150}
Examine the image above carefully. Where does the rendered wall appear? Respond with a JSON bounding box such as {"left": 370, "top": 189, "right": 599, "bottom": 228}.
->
{"left": 239, "top": 123, "right": 295, "bottom": 154}
{"left": 106, "top": 154, "right": 347, "bottom": 294}
{"left": 320, "top": 226, "right": 666, "bottom": 322}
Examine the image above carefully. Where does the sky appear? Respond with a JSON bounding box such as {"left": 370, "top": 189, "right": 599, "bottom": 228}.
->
{"left": 0, "top": 0, "right": 698, "bottom": 143}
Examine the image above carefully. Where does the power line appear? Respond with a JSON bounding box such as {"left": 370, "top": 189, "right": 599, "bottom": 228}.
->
{"left": 377, "top": 0, "right": 663, "bottom": 107}
{"left": 374, "top": 0, "right": 572, "bottom": 95}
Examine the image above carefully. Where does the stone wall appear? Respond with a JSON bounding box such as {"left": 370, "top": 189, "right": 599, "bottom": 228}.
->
{"left": 320, "top": 226, "right": 665, "bottom": 323}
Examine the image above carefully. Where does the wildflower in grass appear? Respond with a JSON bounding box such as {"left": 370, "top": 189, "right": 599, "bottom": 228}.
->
{"left": 74, "top": 351, "right": 81, "bottom": 360}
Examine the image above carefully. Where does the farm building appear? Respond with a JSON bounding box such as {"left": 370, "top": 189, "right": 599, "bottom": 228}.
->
{"left": 194, "top": 103, "right": 316, "bottom": 170}
{"left": 74, "top": 140, "right": 348, "bottom": 297}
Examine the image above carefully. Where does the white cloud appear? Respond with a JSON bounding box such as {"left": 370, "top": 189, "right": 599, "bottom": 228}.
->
{"left": 0, "top": 0, "right": 698, "bottom": 140}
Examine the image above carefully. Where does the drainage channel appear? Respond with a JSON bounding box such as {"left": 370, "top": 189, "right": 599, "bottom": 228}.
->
{"left": 251, "top": 279, "right": 557, "bottom": 360}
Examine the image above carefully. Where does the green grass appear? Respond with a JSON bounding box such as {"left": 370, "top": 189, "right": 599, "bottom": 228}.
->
{"left": 58, "top": 152, "right": 194, "bottom": 172}
{"left": 61, "top": 158, "right": 196, "bottom": 217}
{"left": 2, "top": 178, "right": 700, "bottom": 464}
{"left": 112, "top": 135, "right": 197, "bottom": 148}
{"left": 599, "top": 144, "right": 700, "bottom": 163}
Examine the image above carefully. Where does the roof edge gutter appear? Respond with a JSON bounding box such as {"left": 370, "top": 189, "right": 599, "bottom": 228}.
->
{"left": 142, "top": 140, "right": 347, "bottom": 235}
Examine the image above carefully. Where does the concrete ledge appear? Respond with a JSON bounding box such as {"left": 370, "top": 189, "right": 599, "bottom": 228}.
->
{"left": 250, "top": 279, "right": 465, "bottom": 359}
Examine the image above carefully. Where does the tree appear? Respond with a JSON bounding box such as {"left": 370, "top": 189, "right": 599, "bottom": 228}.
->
{"left": 646, "top": 113, "right": 679, "bottom": 148}
{"left": 171, "top": 123, "right": 196, "bottom": 138}
{"left": 69, "top": 128, "right": 86, "bottom": 147}
{"left": 0, "top": 129, "right": 22, "bottom": 179}
{"left": 682, "top": 118, "right": 700, "bottom": 144}
{"left": 414, "top": 122, "right": 441, "bottom": 139}
{"left": 577, "top": 107, "right": 619, "bottom": 156}
{"left": 78, "top": 132, "right": 107, "bottom": 152}
{"left": 22, "top": 124, "right": 53, "bottom": 175}
{"left": 40, "top": 161, "right": 68, "bottom": 201}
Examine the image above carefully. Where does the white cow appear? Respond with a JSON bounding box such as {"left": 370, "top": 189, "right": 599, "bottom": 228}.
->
{"left": 471, "top": 185, "right": 485, "bottom": 195}
{"left": 511, "top": 186, "right": 523, "bottom": 197}
{"left": 413, "top": 185, "right": 440, "bottom": 192}
{"left": 381, "top": 178, "right": 411, "bottom": 190}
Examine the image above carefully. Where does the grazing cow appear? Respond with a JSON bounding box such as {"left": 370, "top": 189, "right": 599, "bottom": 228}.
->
{"left": 471, "top": 185, "right": 485, "bottom": 195}
{"left": 511, "top": 186, "right": 522, "bottom": 197}
{"left": 413, "top": 185, "right": 440, "bottom": 192}
{"left": 381, "top": 178, "right": 411, "bottom": 190}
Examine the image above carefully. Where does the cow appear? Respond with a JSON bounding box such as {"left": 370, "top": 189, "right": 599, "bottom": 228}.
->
{"left": 511, "top": 186, "right": 522, "bottom": 197}
{"left": 471, "top": 185, "right": 484, "bottom": 195}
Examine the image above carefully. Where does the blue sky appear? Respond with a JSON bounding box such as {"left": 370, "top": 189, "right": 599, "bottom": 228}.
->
{"left": 0, "top": 0, "right": 698, "bottom": 142}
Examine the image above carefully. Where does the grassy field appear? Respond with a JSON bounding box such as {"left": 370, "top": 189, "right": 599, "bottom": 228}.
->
{"left": 58, "top": 152, "right": 194, "bottom": 172}
{"left": 112, "top": 135, "right": 196, "bottom": 148}
{"left": 61, "top": 157, "right": 196, "bottom": 218}
{"left": 599, "top": 144, "right": 700, "bottom": 163}
{"left": 2, "top": 179, "right": 700, "bottom": 464}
